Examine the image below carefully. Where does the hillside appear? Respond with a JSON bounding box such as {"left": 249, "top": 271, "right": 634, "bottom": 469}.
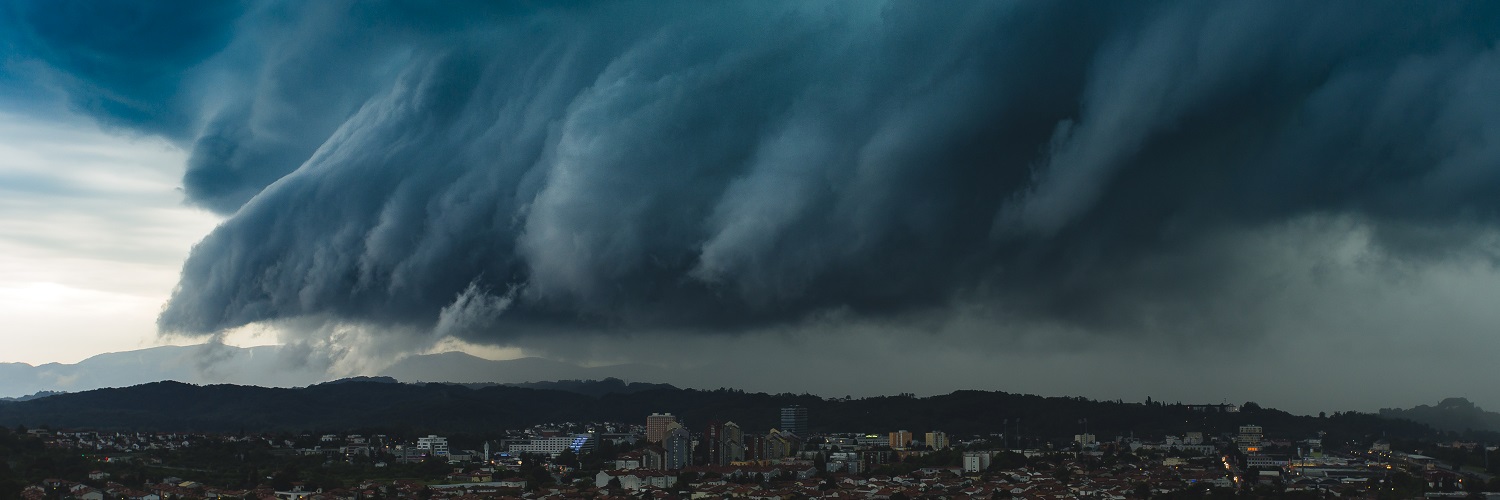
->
{"left": 504, "top": 378, "right": 678, "bottom": 397}
{"left": 0, "top": 380, "right": 1475, "bottom": 447}
{"left": 380, "top": 352, "right": 672, "bottom": 385}
{"left": 1379, "top": 397, "right": 1500, "bottom": 434}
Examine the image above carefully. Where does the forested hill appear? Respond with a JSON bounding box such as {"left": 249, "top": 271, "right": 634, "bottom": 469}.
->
{"left": 0, "top": 380, "right": 1474, "bottom": 445}
{"left": 1379, "top": 397, "right": 1500, "bottom": 434}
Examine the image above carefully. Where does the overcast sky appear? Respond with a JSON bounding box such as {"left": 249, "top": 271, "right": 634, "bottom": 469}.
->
{"left": 2, "top": 1, "right": 1499, "bottom": 414}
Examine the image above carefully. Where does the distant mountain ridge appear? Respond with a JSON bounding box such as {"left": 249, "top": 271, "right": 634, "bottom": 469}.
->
{"left": 0, "top": 345, "right": 327, "bottom": 398}
{"left": 0, "top": 390, "right": 65, "bottom": 402}
{"left": 0, "top": 379, "right": 1468, "bottom": 446}
{"left": 504, "top": 378, "right": 677, "bottom": 397}
{"left": 1378, "top": 397, "right": 1500, "bottom": 434}
{"left": 0, "top": 345, "right": 677, "bottom": 399}
{"left": 315, "top": 376, "right": 400, "bottom": 386}
{"left": 312, "top": 376, "right": 676, "bottom": 397}
{"left": 379, "top": 352, "right": 673, "bottom": 385}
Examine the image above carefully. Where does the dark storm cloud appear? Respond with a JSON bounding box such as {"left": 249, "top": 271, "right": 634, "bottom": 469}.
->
{"left": 7, "top": 1, "right": 1500, "bottom": 343}
{"left": 0, "top": 0, "right": 244, "bottom": 135}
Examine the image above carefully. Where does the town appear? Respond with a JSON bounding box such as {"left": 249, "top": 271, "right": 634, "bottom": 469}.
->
{"left": 5, "top": 405, "right": 1498, "bottom": 500}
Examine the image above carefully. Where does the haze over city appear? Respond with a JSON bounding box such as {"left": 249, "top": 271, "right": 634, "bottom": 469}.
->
{"left": 3, "top": 1, "right": 1500, "bottom": 415}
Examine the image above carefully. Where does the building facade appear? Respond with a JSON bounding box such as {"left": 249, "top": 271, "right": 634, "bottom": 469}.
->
{"left": 889, "top": 430, "right": 913, "bottom": 450}
{"left": 664, "top": 425, "right": 691, "bottom": 470}
{"left": 416, "top": 435, "right": 449, "bottom": 456}
{"left": 1237, "top": 425, "right": 1263, "bottom": 453}
{"left": 926, "top": 431, "right": 949, "bottom": 450}
{"left": 646, "top": 413, "right": 677, "bottom": 443}
{"left": 963, "top": 451, "right": 992, "bottom": 472}
{"left": 780, "top": 406, "right": 808, "bottom": 436}
{"left": 703, "top": 421, "right": 745, "bottom": 466}
{"left": 506, "top": 434, "right": 595, "bottom": 457}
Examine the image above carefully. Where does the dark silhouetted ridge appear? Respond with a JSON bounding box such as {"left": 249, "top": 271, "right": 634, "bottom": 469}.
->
{"left": 1, "top": 381, "right": 1488, "bottom": 446}
{"left": 1379, "top": 397, "right": 1500, "bottom": 434}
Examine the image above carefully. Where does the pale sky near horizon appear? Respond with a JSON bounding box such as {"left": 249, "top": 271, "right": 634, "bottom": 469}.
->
{"left": 0, "top": 114, "right": 223, "bottom": 364}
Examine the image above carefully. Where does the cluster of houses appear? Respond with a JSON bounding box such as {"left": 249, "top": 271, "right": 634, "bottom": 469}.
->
{"left": 34, "top": 430, "right": 215, "bottom": 454}
{"left": 19, "top": 456, "right": 1234, "bottom": 499}
{"left": 16, "top": 415, "right": 1500, "bottom": 499}
{"left": 19, "top": 476, "right": 183, "bottom": 500}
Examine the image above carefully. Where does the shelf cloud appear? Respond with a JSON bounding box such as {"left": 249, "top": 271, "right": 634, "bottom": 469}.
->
{"left": 5, "top": 1, "right": 1500, "bottom": 354}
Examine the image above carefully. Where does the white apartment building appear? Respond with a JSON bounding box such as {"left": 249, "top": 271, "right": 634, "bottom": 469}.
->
{"left": 963, "top": 451, "right": 993, "bottom": 472}
{"left": 416, "top": 435, "right": 449, "bottom": 456}
{"left": 508, "top": 435, "right": 594, "bottom": 457}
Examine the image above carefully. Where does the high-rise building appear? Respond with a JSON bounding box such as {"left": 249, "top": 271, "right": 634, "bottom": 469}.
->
{"left": 642, "top": 445, "right": 666, "bottom": 470}
{"left": 766, "top": 429, "right": 795, "bottom": 459}
{"left": 889, "top": 430, "right": 912, "bottom": 449}
{"left": 703, "top": 421, "right": 745, "bottom": 466}
{"left": 1237, "top": 425, "right": 1263, "bottom": 453}
{"left": 745, "top": 434, "right": 766, "bottom": 461}
{"left": 780, "top": 406, "right": 808, "bottom": 436}
{"left": 702, "top": 421, "right": 722, "bottom": 465}
{"left": 926, "top": 431, "right": 949, "bottom": 450}
{"left": 646, "top": 413, "right": 677, "bottom": 443}
{"left": 664, "top": 424, "right": 692, "bottom": 470}
{"left": 723, "top": 422, "right": 745, "bottom": 463}
{"left": 747, "top": 429, "right": 796, "bottom": 460}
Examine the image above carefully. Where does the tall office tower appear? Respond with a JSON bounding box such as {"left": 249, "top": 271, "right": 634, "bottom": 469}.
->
{"left": 723, "top": 421, "right": 745, "bottom": 463}
{"left": 664, "top": 424, "right": 692, "bottom": 470}
{"left": 646, "top": 412, "right": 677, "bottom": 443}
{"left": 780, "top": 406, "right": 808, "bottom": 436}
{"left": 745, "top": 434, "right": 767, "bottom": 461}
{"left": 703, "top": 421, "right": 725, "bottom": 465}
{"left": 703, "top": 421, "right": 746, "bottom": 466}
